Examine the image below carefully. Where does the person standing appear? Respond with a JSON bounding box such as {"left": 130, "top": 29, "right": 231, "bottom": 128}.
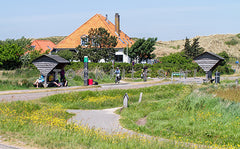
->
{"left": 142, "top": 66, "right": 148, "bottom": 82}
{"left": 60, "top": 68, "right": 65, "bottom": 82}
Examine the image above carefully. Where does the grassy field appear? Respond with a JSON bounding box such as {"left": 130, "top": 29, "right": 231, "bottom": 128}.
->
{"left": 0, "top": 85, "right": 193, "bottom": 148}
{"left": 0, "top": 82, "right": 239, "bottom": 148}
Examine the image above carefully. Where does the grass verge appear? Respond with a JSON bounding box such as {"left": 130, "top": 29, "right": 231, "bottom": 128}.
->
{"left": 119, "top": 85, "right": 240, "bottom": 148}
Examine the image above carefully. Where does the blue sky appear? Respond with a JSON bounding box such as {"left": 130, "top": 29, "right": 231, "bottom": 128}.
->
{"left": 0, "top": 0, "right": 239, "bottom": 41}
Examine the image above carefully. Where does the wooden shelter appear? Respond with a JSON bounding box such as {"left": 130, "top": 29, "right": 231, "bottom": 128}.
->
{"left": 194, "top": 52, "right": 224, "bottom": 80}
{"left": 32, "top": 55, "right": 69, "bottom": 87}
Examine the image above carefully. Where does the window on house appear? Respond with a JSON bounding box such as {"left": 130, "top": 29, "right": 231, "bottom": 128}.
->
{"left": 91, "top": 38, "right": 99, "bottom": 47}
{"left": 115, "top": 55, "right": 123, "bottom": 62}
{"left": 81, "top": 35, "right": 88, "bottom": 46}
{"left": 127, "top": 39, "right": 132, "bottom": 44}
{"left": 31, "top": 45, "right": 35, "bottom": 50}
{"left": 123, "top": 38, "right": 128, "bottom": 45}
{"left": 119, "top": 38, "right": 125, "bottom": 44}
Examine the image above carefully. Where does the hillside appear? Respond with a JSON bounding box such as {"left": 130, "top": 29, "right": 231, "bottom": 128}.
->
{"left": 38, "top": 34, "right": 240, "bottom": 58}
{"left": 153, "top": 33, "right": 240, "bottom": 58}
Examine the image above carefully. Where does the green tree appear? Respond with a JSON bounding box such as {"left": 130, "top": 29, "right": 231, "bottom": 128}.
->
{"left": 217, "top": 51, "right": 229, "bottom": 66}
{"left": 183, "top": 37, "right": 204, "bottom": 59}
{"left": 215, "top": 51, "right": 233, "bottom": 74}
{"left": 0, "top": 36, "right": 32, "bottom": 52}
{"left": 77, "top": 47, "right": 103, "bottom": 63}
{"left": 78, "top": 27, "right": 117, "bottom": 62}
{"left": 0, "top": 37, "right": 33, "bottom": 69}
{"left": 21, "top": 49, "right": 50, "bottom": 68}
{"left": 53, "top": 50, "right": 74, "bottom": 61}
{"left": 126, "top": 38, "right": 157, "bottom": 62}
{"left": 158, "top": 52, "right": 200, "bottom": 72}
{"left": 0, "top": 44, "right": 24, "bottom": 69}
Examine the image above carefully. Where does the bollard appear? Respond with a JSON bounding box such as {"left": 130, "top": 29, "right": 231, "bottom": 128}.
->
{"left": 123, "top": 93, "right": 129, "bottom": 108}
{"left": 139, "top": 92, "right": 143, "bottom": 103}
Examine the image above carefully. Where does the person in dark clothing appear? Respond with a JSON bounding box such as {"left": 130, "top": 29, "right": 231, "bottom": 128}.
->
{"left": 60, "top": 68, "right": 65, "bottom": 82}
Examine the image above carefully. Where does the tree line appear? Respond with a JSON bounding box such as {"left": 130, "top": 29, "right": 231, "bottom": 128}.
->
{"left": 0, "top": 28, "right": 234, "bottom": 76}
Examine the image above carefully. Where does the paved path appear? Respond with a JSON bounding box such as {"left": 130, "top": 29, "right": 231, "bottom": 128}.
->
{"left": 67, "top": 107, "right": 131, "bottom": 134}
{"left": 0, "top": 77, "right": 204, "bottom": 102}
{"left": 0, "top": 142, "right": 22, "bottom": 149}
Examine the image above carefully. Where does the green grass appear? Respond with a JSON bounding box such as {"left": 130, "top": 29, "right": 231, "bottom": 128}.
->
{"left": 169, "top": 45, "right": 180, "bottom": 50}
{"left": 1, "top": 83, "right": 240, "bottom": 148}
{"left": 39, "top": 84, "right": 188, "bottom": 109}
{"left": 0, "top": 69, "right": 39, "bottom": 90}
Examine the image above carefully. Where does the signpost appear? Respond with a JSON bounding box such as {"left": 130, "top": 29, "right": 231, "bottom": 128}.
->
{"left": 84, "top": 56, "right": 88, "bottom": 86}
{"left": 132, "top": 61, "right": 134, "bottom": 79}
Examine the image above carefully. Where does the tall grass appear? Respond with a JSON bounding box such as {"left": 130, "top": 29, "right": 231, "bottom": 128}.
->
{"left": 0, "top": 79, "right": 33, "bottom": 91}
{"left": 214, "top": 87, "right": 240, "bottom": 102}
{"left": 119, "top": 88, "right": 240, "bottom": 148}
{"left": 0, "top": 68, "right": 39, "bottom": 90}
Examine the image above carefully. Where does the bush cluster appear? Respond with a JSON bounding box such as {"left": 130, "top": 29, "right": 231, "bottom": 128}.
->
{"left": 64, "top": 52, "right": 233, "bottom": 78}
{"left": 225, "top": 38, "right": 239, "bottom": 46}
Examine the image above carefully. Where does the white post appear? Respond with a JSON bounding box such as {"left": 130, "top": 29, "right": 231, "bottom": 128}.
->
{"left": 139, "top": 92, "right": 143, "bottom": 103}
{"left": 123, "top": 93, "right": 129, "bottom": 108}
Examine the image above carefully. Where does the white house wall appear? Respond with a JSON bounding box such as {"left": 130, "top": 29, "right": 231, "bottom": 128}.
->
{"left": 115, "top": 48, "right": 130, "bottom": 63}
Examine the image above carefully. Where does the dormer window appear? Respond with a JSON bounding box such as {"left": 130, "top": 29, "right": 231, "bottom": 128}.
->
{"left": 119, "top": 38, "right": 125, "bottom": 44}
{"left": 31, "top": 45, "right": 35, "bottom": 50}
{"left": 81, "top": 35, "right": 88, "bottom": 46}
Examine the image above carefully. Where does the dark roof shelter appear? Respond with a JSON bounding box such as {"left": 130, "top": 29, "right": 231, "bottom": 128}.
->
{"left": 194, "top": 52, "right": 224, "bottom": 80}
{"left": 32, "top": 55, "right": 69, "bottom": 87}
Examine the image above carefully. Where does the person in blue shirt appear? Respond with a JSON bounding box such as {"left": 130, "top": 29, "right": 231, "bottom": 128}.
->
{"left": 34, "top": 75, "right": 45, "bottom": 88}
{"left": 114, "top": 67, "right": 121, "bottom": 84}
{"left": 115, "top": 67, "right": 120, "bottom": 74}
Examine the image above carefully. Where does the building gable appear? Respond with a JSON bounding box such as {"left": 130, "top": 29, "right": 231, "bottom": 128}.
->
{"left": 55, "top": 14, "right": 134, "bottom": 50}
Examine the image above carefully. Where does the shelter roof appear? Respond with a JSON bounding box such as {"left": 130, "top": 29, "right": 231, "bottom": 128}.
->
{"left": 194, "top": 52, "right": 224, "bottom": 61}
{"left": 32, "top": 55, "right": 69, "bottom": 76}
{"left": 55, "top": 14, "right": 134, "bottom": 49}
{"left": 193, "top": 52, "right": 224, "bottom": 72}
{"left": 33, "top": 54, "right": 70, "bottom": 64}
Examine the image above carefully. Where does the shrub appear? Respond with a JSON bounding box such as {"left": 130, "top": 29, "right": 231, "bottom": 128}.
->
{"left": 236, "top": 33, "right": 240, "bottom": 39}
{"left": 225, "top": 38, "right": 238, "bottom": 46}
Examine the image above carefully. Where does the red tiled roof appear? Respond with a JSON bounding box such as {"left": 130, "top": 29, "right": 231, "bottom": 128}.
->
{"left": 55, "top": 14, "right": 134, "bottom": 49}
{"left": 31, "top": 40, "right": 56, "bottom": 54}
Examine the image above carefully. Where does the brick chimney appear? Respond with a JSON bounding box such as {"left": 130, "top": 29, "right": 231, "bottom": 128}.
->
{"left": 115, "top": 13, "right": 120, "bottom": 36}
